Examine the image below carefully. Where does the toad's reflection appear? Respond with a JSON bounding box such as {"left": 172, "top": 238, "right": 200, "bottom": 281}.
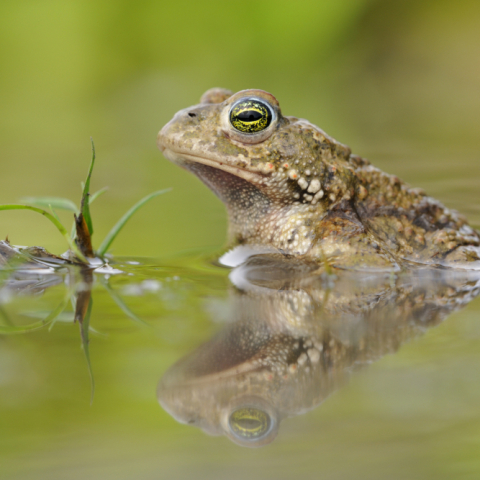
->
{"left": 158, "top": 255, "right": 480, "bottom": 447}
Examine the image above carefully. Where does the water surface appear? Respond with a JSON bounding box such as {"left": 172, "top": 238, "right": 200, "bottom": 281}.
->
{"left": 2, "top": 245, "right": 480, "bottom": 479}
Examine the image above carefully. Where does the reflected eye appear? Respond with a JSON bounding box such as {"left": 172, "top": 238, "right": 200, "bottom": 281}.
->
{"left": 230, "top": 99, "right": 272, "bottom": 134}
{"left": 228, "top": 407, "right": 271, "bottom": 440}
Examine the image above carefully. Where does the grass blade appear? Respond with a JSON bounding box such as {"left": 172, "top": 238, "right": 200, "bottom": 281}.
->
{"left": 0, "top": 306, "right": 13, "bottom": 326}
{"left": 97, "top": 188, "right": 171, "bottom": 257}
{"left": 21, "top": 197, "right": 79, "bottom": 214}
{"left": 70, "top": 221, "right": 77, "bottom": 240}
{"left": 101, "top": 277, "right": 149, "bottom": 326}
{"left": 0, "top": 285, "right": 72, "bottom": 334}
{"left": 89, "top": 187, "right": 108, "bottom": 205}
{"left": 78, "top": 295, "right": 95, "bottom": 404}
{"left": 48, "top": 204, "right": 62, "bottom": 224}
{"left": 81, "top": 139, "right": 96, "bottom": 236}
{"left": 0, "top": 204, "right": 87, "bottom": 263}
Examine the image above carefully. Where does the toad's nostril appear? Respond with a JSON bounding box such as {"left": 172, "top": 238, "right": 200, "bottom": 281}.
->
{"left": 188, "top": 112, "right": 196, "bottom": 118}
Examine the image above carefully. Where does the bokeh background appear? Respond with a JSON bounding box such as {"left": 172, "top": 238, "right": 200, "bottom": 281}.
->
{"left": 1, "top": 0, "right": 479, "bottom": 257}
{"left": 2, "top": 2, "right": 480, "bottom": 479}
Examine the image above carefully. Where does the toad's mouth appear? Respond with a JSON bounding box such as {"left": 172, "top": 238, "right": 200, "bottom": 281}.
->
{"left": 160, "top": 147, "right": 271, "bottom": 207}
{"left": 160, "top": 147, "right": 265, "bottom": 185}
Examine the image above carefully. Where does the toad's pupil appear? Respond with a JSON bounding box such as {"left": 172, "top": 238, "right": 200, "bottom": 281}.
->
{"left": 230, "top": 99, "right": 272, "bottom": 133}
{"left": 238, "top": 110, "right": 262, "bottom": 122}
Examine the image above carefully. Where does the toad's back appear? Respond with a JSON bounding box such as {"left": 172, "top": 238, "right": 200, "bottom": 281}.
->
{"left": 157, "top": 88, "right": 480, "bottom": 271}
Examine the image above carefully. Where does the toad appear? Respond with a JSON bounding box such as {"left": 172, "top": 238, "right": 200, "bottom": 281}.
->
{"left": 157, "top": 88, "right": 480, "bottom": 270}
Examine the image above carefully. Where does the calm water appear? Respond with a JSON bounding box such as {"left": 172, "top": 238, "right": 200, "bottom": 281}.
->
{"left": 2, "top": 233, "right": 480, "bottom": 479}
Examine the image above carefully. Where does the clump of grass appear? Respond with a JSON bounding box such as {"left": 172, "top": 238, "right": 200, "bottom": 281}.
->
{"left": 0, "top": 140, "right": 171, "bottom": 402}
{"left": 1, "top": 139, "right": 171, "bottom": 262}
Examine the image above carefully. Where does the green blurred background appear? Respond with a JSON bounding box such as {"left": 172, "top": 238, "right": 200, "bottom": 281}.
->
{"left": 2, "top": 2, "right": 480, "bottom": 479}
{"left": 1, "top": 0, "right": 479, "bottom": 257}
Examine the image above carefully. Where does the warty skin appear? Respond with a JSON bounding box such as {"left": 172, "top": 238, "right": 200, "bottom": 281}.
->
{"left": 158, "top": 88, "right": 480, "bottom": 271}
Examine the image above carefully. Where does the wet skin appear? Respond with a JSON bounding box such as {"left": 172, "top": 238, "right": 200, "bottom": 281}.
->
{"left": 157, "top": 88, "right": 480, "bottom": 270}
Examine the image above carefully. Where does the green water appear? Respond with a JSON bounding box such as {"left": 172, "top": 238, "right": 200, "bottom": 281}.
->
{"left": 1, "top": 250, "right": 480, "bottom": 479}
{"left": 1, "top": 0, "right": 480, "bottom": 478}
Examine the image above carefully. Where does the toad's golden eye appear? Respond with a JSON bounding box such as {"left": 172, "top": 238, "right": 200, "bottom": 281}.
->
{"left": 228, "top": 407, "right": 271, "bottom": 440}
{"left": 230, "top": 99, "right": 272, "bottom": 134}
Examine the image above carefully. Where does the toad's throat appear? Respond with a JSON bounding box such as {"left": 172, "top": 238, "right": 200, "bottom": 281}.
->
{"left": 162, "top": 147, "right": 272, "bottom": 211}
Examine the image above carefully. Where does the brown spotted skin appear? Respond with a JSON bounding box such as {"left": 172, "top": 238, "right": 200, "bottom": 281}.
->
{"left": 157, "top": 88, "right": 480, "bottom": 270}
